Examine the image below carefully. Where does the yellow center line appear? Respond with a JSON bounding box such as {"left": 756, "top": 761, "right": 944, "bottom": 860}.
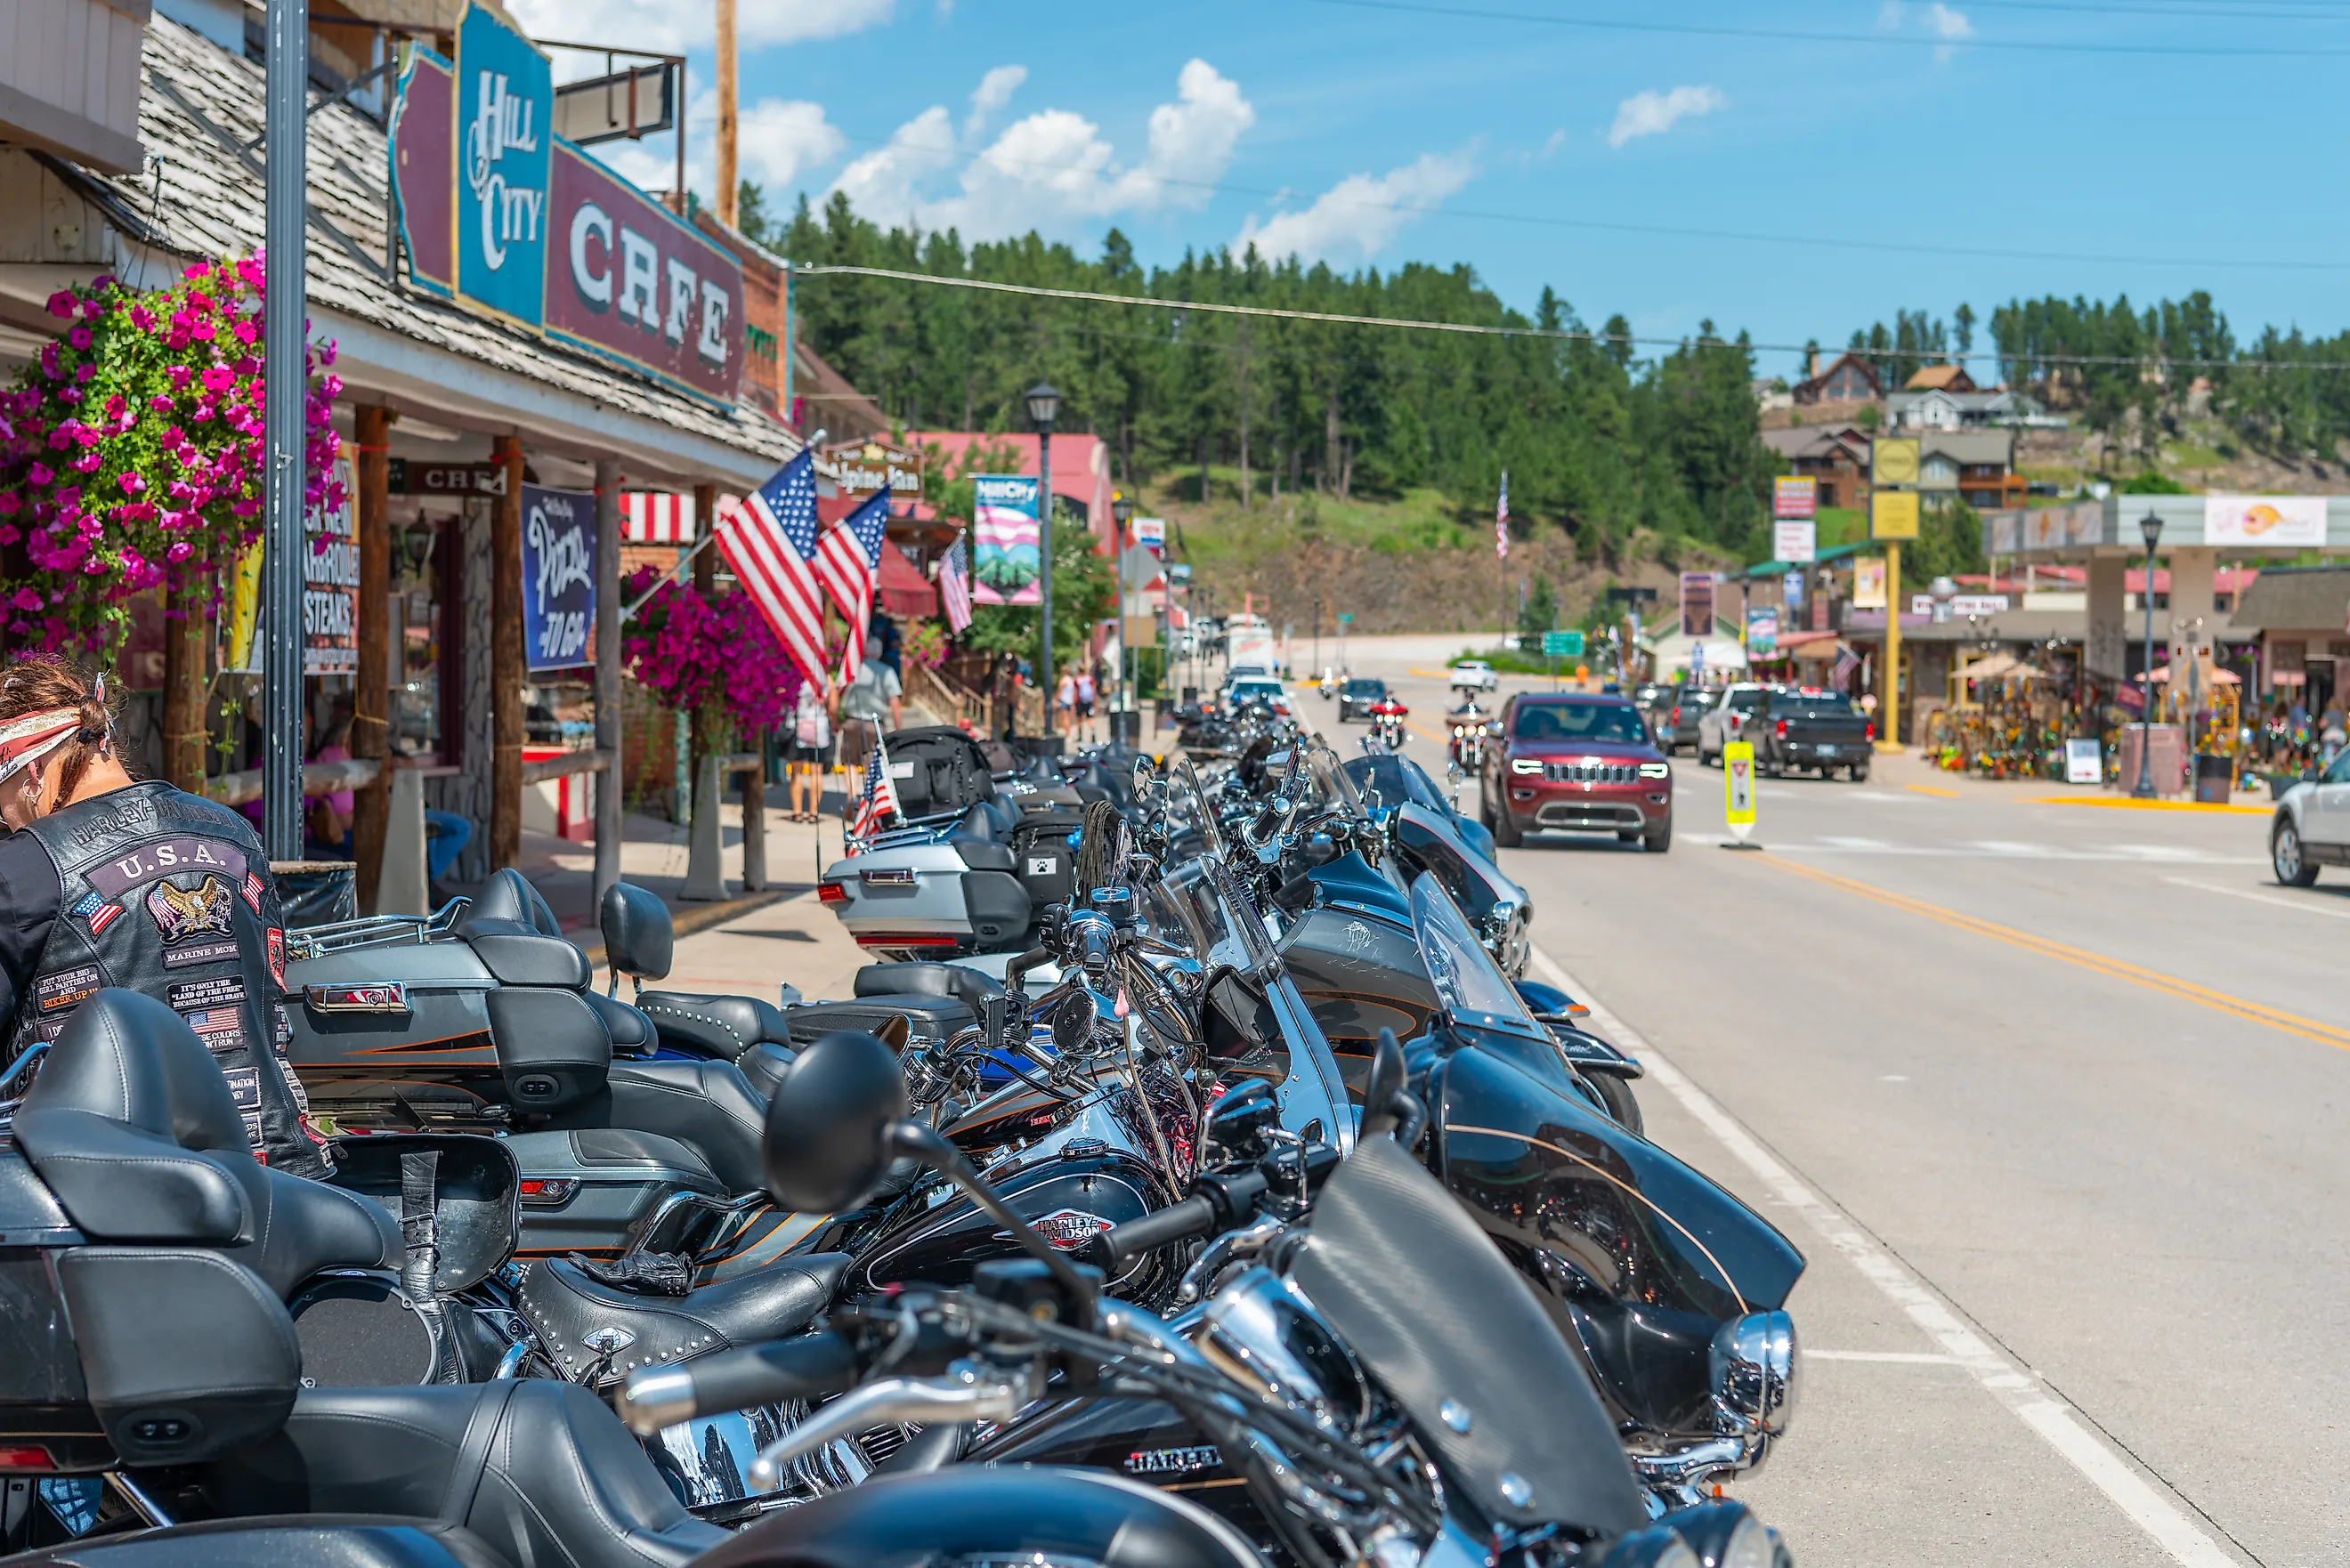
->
{"left": 1905, "top": 782, "right": 1960, "bottom": 798}
{"left": 1751, "top": 851, "right": 2350, "bottom": 1054}
{"left": 2022, "top": 795, "right": 2269, "bottom": 816}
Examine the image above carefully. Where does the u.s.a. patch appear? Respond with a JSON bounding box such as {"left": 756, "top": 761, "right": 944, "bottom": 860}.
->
{"left": 147, "top": 875, "right": 235, "bottom": 946}
{"left": 67, "top": 891, "right": 122, "bottom": 934}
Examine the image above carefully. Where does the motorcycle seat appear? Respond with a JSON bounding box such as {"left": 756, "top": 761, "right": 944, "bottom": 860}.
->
{"left": 199, "top": 1378, "right": 725, "bottom": 1568}
{"left": 516, "top": 1252, "right": 853, "bottom": 1374}
{"left": 635, "top": 990, "right": 791, "bottom": 1061}
{"left": 581, "top": 990, "right": 657, "bottom": 1058}
{"left": 594, "top": 1058, "right": 771, "bottom": 1194}
{"left": 782, "top": 995, "right": 975, "bottom": 1052}
{"left": 0, "top": 1515, "right": 510, "bottom": 1568}
{"left": 14, "top": 990, "right": 399, "bottom": 1300}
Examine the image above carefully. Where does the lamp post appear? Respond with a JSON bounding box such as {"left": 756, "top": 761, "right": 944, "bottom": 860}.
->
{"left": 262, "top": 0, "right": 309, "bottom": 862}
{"left": 2134, "top": 509, "right": 2162, "bottom": 798}
{"left": 1111, "top": 491, "right": 1135, "bottom": 734}
{"left": 1026, "top": 382, "right": 1061, "bottom": 738}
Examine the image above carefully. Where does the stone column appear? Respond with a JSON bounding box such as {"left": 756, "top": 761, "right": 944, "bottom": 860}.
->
{"left": 2167, "top": 546, "right": 2217, "bottom": 662}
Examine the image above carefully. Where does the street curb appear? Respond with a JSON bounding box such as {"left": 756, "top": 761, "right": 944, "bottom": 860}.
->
{"left": 571, "top": 886, "right": 791, "bottom": 967}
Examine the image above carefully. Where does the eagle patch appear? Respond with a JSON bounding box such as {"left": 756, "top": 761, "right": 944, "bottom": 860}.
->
{"left": 147, "top": 875, "right": 235, "bottom": 946}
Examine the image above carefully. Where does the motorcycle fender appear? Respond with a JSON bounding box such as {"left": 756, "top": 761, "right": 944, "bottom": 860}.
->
{"left": 703, "top": 1466, "right": 1261, "bottom": 1568}
{"left": 1549, "top": 1022, "right": 1644, "bottom": 1079}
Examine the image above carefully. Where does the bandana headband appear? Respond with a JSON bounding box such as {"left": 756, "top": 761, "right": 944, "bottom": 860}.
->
{"left": 0, "top": 708, "right": 86, "bottom": 788}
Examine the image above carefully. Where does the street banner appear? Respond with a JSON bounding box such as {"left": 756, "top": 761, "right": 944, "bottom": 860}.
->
{"left": 971, "top": 474, "right": 1042, "bottom": 605}
{"left": 1723, "top": 740, "right": 1756, "bottom": 844}
{"left": 1853, "top": 556, "right": 1889, "bottom": 609}
{"left": 1135, "top": 517, "right": 1166, "bottom": 554}
{"left": 1909, "top": 592, "right": 2008, "bottom": 617}
{"left": 303, "top": 454, "right": 360, "bottom": 675}
{"left": 1746, "top": 607, "right": 1779, "bottom": 656}
{"left": 1784, "top": 570, "right": 1804, "bottom": 607}
{"left": 1679, "top": 571, "right": 1714, "bottom": 638}
{"left": 521, "top": 482, "right": 596, "bottom": 671}
{"left": 1773, "top": 477, "right": 1817, "bottom": 520}
{"left": 2204, "top": 496, "right": 2326, "bottom": 548}
{"left": 1773, "top": 519, "right": 1816, "bottom": 562}
{"left": 1870, "top": 489, "right": 1920, "bottom": 541}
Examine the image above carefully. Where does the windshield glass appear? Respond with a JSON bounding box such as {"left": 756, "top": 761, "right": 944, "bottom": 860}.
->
{"left": 1343, "top": 678, "right": 1383, "bottom": 696}
{"left": 1341, "top": 753, "right": 1442, "bottom": 814}
{"left": 1410, "top": 877, "right": 1546, "bottom": 1040}
{"left": 1777, "top": 693, "right": 1853, "bottom": 714}
{"left": 1511, "top": 702, "right": 1649, "bottom": 745}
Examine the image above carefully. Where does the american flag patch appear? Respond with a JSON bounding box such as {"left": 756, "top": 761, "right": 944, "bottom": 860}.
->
{"left": 241, "top": 871, "right": 265, "bottom": 913}
{"left": 69, "top": 891, "right": 123, "bottom": 934}
{"left": 183, "top": 1006, "right": 240, "bottom": 1036}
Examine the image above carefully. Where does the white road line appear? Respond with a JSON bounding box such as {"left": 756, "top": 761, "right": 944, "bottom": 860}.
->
{"left": 1803, "top": 1349, "right": 1964, "bottom": 1365}
{"left": 1775, "top": 843, "right": 2252, "bottom": 865}
{"left": 1530, "top": 944, "right": 2240, "bottom": 1568}
{"left": 1972, "top": 839, "right": 2054, "bottom": 856}
{"left": 2162, "top": 875, "right": 2350, "bottom": 920}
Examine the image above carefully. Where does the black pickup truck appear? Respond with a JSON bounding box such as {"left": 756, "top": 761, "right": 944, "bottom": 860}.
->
{"left": 1753, "top": 688, "right": 1876, "bottom": 781}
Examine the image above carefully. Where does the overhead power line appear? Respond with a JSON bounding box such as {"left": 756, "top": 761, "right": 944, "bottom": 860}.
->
{"left": 1302, "top": 0, "right": 2350, "bottom": 53}
{"left": 795, "top": 264, "right": 2350, "bottom": 370}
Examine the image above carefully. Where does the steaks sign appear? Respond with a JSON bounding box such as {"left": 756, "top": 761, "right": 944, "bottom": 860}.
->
{"left": 389, "top": 10, "right": 744, "bottom": 409}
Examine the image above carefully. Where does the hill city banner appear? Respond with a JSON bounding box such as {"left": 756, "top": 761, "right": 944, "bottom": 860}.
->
{"left": 1678, "top": 571, "right": 1714, "bottom": 638}
{"left": 971, "top": 474, "right": 1041, "bottom": 605}
{"left": 389, "top": 3, "right": 744, "bottom": 408}
{"left": 521, "top": 484, "right": 596, "bottom": 672}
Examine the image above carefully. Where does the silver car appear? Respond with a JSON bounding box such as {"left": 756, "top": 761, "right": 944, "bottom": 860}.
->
{"left": 2271, "top": 753, "right": 2350, "bottom": 885}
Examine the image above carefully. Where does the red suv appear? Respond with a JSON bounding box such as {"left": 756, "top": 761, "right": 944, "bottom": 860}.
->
{"left": 1480, "top": 693, "right": 1673, "bottom": 853}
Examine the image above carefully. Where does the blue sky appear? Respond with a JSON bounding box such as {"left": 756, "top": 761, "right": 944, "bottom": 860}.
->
{"left": 509, "top": 0, "right": 2350, "bottom": 378}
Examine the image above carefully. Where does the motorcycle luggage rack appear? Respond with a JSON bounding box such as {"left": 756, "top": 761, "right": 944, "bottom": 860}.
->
{"left": 0, "top": 1040, "right": 49, "bottom": 1128}
{"left": 286, "top": 898, "right": 471, "bottom": 962}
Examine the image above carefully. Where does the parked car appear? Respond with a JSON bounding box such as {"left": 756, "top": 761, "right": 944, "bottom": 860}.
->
{"left": 1752, "top": 687, "right": 1876, "bottom": 780}
{"left": 1337, "top": 675, "right": 1389, "bottom": 722}
{"left": 1664, "top": 685, "right": 1717, "bottom": 755}
{"left": 1223, "top": 675, "right": 1292, "bottom": 716}
{"left": 1697, "top": 683, "right": 1773, "bottom": 766}
{"left": 1451, "top": 659, "right": 1498, "bottom": 693}
{"left": 2271, "top": 751, "right": 2350, "bottom": 885}
{"left": 1633, "top": 683, "right": 1678, "bottom": 729}
{"left": 1481, "top": 692, "right": 1673, "bottom": 853}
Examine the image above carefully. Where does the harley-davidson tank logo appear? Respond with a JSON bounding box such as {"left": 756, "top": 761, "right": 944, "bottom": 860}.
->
{"left": 1019, "top": 1208, "right": 1115, "bottom": 1251}
{"left": 147, "top": 875, "right": 235, "bottom": 946}
{"left": 1123, "top": 1444, "right": 1220, "bottom": 1476}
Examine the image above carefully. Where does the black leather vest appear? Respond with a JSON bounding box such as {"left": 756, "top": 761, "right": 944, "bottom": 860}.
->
{"left": 11, "top": 780, "right": 328, "bottom": 1177}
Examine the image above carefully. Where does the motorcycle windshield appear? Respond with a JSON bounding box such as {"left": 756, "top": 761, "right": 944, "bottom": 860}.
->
{"left": 1410, "top": 877, "right": 1546, "bottom": 1045}
{"left": 1290, "top": 1134, "right": 1649, "bottom": 1536}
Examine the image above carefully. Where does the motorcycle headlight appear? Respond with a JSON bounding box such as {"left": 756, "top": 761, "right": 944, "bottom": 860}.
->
{"left": 1510, "top": 757, "right": 1544, "bottom": 775}
{"left": 1639, "top": 761, "right": 1671, "bottom": 779}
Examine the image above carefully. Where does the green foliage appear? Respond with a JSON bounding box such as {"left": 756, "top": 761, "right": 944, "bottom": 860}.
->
{"left": 1988, "top": 292, "right": 2232, "bottom": 454}
{"left": 1901, "top": 501, "right": 1985, "bottom": 591}
{"left": 746, "top": 189, "right": 1776, "bottom": 566}
{"left": 2119, "top": 470, "right": 2191, "bottom": 495}
{"left": 1518, "top": 574, "right": 1558, "bottom": 643}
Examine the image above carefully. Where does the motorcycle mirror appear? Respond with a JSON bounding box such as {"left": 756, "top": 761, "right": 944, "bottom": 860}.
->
{"left": 1203, "top": 1078, "right": 1282, "bottom": 1161}
{"left": 760, "top": 1031, "right": 910, "bottom": 1212}
{"left": 1052, "top": 988, "right": 1099, "bottom": 1055}
{"left": 1360, "top": 1028, "right": 1408, "bottom": 1139}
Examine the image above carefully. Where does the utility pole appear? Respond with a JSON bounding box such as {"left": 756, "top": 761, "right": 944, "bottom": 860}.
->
{"left": 261, "top": 0, "right": 308, "bottom": 862}
{"left": 715, "top": 0, "right": 738, "bottom": 228}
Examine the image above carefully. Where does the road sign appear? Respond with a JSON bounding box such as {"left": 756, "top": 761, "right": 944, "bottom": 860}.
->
{"left": 1542, "top": 630, "right": 1583, "bottom": 657}
{"left": 1870, "top": 489, "right": 1920, "bottom": 541}
{"left": 1337, "top": 612, "right": 1353, "bottom": 623}
{"left": 1724, "top": 740, "right": 1756, "bottom": 845}
{"left": 1871, "top": 438, "right": 1920, "bottom": 487}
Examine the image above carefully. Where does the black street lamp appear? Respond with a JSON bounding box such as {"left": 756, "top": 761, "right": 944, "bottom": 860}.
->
{"left": 1110, "top": 491, "right": 1135, "bottom": 731}
{"left": 2134, "top": 508, "right": 2162, "bottom": 798}
{"left": 1026, "top": 383, "right": 1061, "bottom": 737}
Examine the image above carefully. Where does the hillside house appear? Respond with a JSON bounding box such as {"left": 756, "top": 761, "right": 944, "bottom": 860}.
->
{"left": 1762, "top": 425, "right": 1873, "bottom": 511}
{"left": 1904, "top": 364, "right": 1979, "bottom": 393}
{"left": 1889, "top": 386, "right": 2054, "bottom": 431}
{"left": 1793, "top": 352, "right": 1883, "bottom": 406}
{"left": 1916, "top": 431, "right": 2024, "bottom": 510}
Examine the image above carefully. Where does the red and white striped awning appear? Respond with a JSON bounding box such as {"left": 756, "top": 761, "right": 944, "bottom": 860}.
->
{"left": 623, "top": 491, "right": 693, "bottom": 543}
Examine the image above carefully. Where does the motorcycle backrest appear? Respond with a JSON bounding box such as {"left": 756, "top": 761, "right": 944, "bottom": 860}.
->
{"left": 854, "top": 961, "right": 1008, "bottom": 1044}
{"left": 599, "top": 881, "right": 675, "bottom": 982}
{"left": 462, "top": 868, "right": 563, "bottom": 937}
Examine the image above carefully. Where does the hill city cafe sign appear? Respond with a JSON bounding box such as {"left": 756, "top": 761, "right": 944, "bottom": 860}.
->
{"left": 389, "top": 3, "right": 745, "bottom": 408}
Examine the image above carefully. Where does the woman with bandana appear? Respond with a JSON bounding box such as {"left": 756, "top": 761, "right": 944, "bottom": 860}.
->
{"left": 0, "top": 660, "right": 328, "bottom": 1176}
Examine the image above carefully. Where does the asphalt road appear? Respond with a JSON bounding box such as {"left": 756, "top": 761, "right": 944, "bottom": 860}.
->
{"left": 1325, "top": 637, "right": 2344, "bottom": 1568}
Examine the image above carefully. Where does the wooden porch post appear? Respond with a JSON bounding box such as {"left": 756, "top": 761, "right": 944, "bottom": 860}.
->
{"left": 691, "top": 481, "right": 719, "bottom": 772}
{"left": 490, "top": 435, "right": 524, "bottom": 870}
{"left": 158, "top": 564, "right": 208, "bottom": 792}
{"left": 352, "top": 404, "right": 393, "bottom": 908}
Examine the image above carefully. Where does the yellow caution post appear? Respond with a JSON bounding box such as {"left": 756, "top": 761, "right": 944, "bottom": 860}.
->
{"left": 1722, "top": 739, "right": 1759, "bottom": 850}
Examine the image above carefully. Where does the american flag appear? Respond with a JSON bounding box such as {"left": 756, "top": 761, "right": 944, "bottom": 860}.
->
{"left": 1495, "top": 470, "right": 1510, "bottom": 560}
{"left": 1831, "top": 643, "right": 1861, "bottom": 691}
{"left": 936, "top": 531, "right": 974, "bottom": 634}
{"left": 816, "top": 487, "right": 891, "bottom": 680}
{"left": 850, "top": 735, "right": 901, "bottom": 841}
{"left": 718, "top": 450, "right": 827, "bottom": 689}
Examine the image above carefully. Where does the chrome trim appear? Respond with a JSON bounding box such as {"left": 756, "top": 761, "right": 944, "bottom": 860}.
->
{"left": 304, "top": 981, "right": 411, "bottom": 1015}
{"left": 285, "top": 899, "right": 470, "bottom": 960}
{"left": 745, "top": 1373, "right": 1025, "bottom": 1493}
{"left": 1533, "top": 801, "right": 1643, "bottom": 829}
{"left": 491, "top": 1340, "right": 534, "bottom": 1381}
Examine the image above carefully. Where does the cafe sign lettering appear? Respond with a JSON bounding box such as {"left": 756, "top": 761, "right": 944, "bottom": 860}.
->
{"left": 390, "top": 2, "right": 744, "bottom": 408}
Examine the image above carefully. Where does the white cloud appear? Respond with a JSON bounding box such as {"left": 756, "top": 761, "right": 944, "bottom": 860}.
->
{"left": 830, "top": 60, "right": 1255, "bottom": 241}
{"left": 506, "top": 0, "right": 895, "bottom": 67}
{"left": 1606, "top": 85, "right": 1726, "bottom": 150}
{"left": 965, "top": 65, "right": 1027, "bottom": 140}
{"left": 1234, "top": 150, "right": 1476, "bottom": 265}
{"left": 741, "top": 99, "right": 847, "bottom": 186}
{"left": 1876, "top": 0, "right": 1972, "bottom": 60}
{"left": 1926, "top": 2, "right": 1973, "bottom": 37}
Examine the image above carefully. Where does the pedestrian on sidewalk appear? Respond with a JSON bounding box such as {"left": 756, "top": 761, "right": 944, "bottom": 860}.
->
{"left": 1056, "top": 671, "right": 1077, "bottom": 736}
{"left": 1075, "top": 667, "right": 1097, "bottom": 742}
{"left": 838, "top": 650, "right": 904, "bottom": 813}
{"left": 787, "top": 678, "right": 832, "bottom": 824}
